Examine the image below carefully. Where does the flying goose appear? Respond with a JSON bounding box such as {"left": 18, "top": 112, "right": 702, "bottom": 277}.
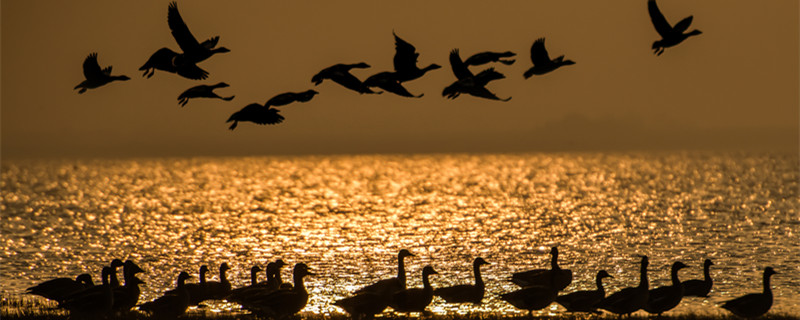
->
{"left": 26, "top": 273, "right": 94, "bottom": 303}
{"left": 433, "top": 257, "right": 490, "bottom": 304}
{"left": 59, "top": 266, "right": 114, "bottom": 319}
{"left": 354, "top": 249, "right": 414, "bottom": 297}
{"left": 523, "top": 38, "right": 575, "bottom": 79}
{"left": 391, "top": 32, "right": 441, "bottom": 82}
{"left": 443, "top": 49, "right": 510, "bottom": 101}
{"left": 721, "top": 267, "right": 777, "bottom": 318}
{"left": 139, "top": 47, "right": 209, "bottom": 80}
{"left": 555, "top": 270, "right": 613, "bottom": 313}
{"left": 511, "top": 247, "right": 573, "bottom": 290}
{"left": 311, "top": 63, "right": 378, "bottom": 94}
{"left": 177, "top": 83, "right": 234, "bottom": 107}
{"left": 464, "top": 51, "right": 516, "bottom": 66}
{"left": 682, "top": 259, "right": 713, "bottom": 297}
{"left": 390, "top": 265, "right": 438, "bottom": 313}
{"left": 597, "top": 255, "right": 650, "bottom": 316}
{"left": 265, "top": 90, "right": 319, "bottom": 108}
{"left": 239, "top": 263, "right": 315, "bottom": 318}
{"left": 167, "top": 2, "right": 230, "bottom": 65}
{"left": 363, "top": 72, "right": 423, "bottom": 98}
{"left": 648, "top": 0, "right": 702, "bottom": 55}
{"left": 645, "top": 261, "right": 688, "bottom": 315}
{"left": 74, "top": 53, "right": 130, "bottom": 94}
{"left": 226, "top": 103, "right": 285, "bottom": 130}
{"left": 138, "top": 271, "right": 193, "bottom": 319}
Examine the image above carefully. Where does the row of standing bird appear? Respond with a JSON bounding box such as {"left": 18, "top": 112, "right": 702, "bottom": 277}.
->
{"left": 73, "top": 0, "right": 701, "bottom": 130}
{"left": 27, "top": 247, "right": 778, "bottom": 319}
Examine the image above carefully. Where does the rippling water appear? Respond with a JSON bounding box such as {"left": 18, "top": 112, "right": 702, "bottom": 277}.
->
{"left": 2, "top": 153, "right": 798, "bottom": 316}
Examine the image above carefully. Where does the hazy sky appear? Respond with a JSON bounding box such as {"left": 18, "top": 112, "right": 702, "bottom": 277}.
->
{"left": 2, "top": 1, "right": 798, "bottom": 159}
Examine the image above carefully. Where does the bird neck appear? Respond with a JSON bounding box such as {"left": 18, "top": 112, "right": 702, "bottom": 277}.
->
{"left": 762, "top": 272, "right": 772, "bottom": 296}
{"left": 422, "top": 64, "right": 438, "bottom": 72}
{"left": 639, "top": 262, "right": 649, "bottom": 290}
{"left": 397, "top": 255, "right": 407, "bottom": 288}
{"left": 251, "top": 269, "right": 259, "bottom": 286}
{"left": 110, "top": 268, "right": 121, "bottom": 287}
{"left": 422, "top": 272, "right": 432, "bottom": 291}
{"left": 473, "top": 263, "right": 484, "bottom": 287}
{"left": 595, "top": 275, "right": 605, "bottom": 294}
{"left": 550, "top": 251, "right": 560, "bottom": 271}
{"left": 293, "top": 273, "right": 306, "bottom": 292}
{"left": 703, "top": 263, "right": 712, "bottom": 283}
{"left": 219, "top": 268, "right": 228, "bottom": 283}
{"left": 199, "top": 270, "right": 206, "bottom": 283}
{"left": 670, "top": 266, "right": 682, "bottom": 286}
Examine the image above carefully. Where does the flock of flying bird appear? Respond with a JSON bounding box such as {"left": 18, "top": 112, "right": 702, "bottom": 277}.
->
{"left": 26, "top": 247, "right": 780, "bottom": 319}
{"left": 73, "top": 0, "right": 702, "bottom": 130}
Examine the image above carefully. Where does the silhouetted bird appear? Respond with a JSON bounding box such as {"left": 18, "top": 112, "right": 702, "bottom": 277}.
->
{"left": 648, "top": 0, "right": 702, "bottom": 56}
{"left": 167, "top": 265, "right": 208, "bottom": 305}
{"left": 138, "top": 271, "right": 193, "bottom": 319}
{"left": 26, "top": 274, "right": 94, "bottom": 303}
{"left": 354, "top": 249, "right": 414, "bottom": 297}
{"left": 112, "top": 260, "right": 146, "bottom": 314}
{"left": 721, "top": 267, "right": 777, "bottom": 318}
{"left": 391, "top": 32, "right": 441, "bottom": 82}
{"left": 59, "top": 266, "right": 114, "bottom": 320}
{"left": 511, "top": 247, "right": 573, "bottom": 290}
{"left": 434, "top": 257, "right": 489, "bottom": 304}
{"left": 363, "top": 72, "right": 423, "bottom": 98}
{"left": 74, "top": 53, "right": 130, "bottom": 94}
{"left": 335, "top": 292, "right": 391, "bottom": 320}
{"left": 556, "top": 270, "right": 613, "bottom": 313}
{"left": 390, "top": 266, "right": 438, "bottom": 313}
{"left": 203, "top": 263, "right": 231, "bottom": 300}
{"left": 312, "top": 63, "right": 378, "bottom": 94}
{"left": 464, "top": 51, "right": 516, "bottom": 66}
{"left": 443, "top": 49, "right": 510, "bottom": 101}
{"left": 265, "top": 90, "right": 319, "bottom": 107}
{"left": 523, "top": 38, "right": 575, "bottom": 78}
{"left": 109, "top": 259, "right": 125, "bottom": 288}
{"left": 500, "top": 266, "right": 560, "bottom": 316}
{"left": 597, "top": 256, "right": 650, "bottom": 316}
{"left": 167, "top": 2, "right": 230, "bottom": 65}
{"left": 139, "top": 48, "right": 209, "bottom": 80}
{"left": 178, "top": 83, "right": 234, "bottom": 107}
{"left": 645, "top": 261, "right": 688, "bottom": 315}
{"left": 227, "top": 103, "right": 284, "bottom": 130}
{"left": 682, "top": 259, "right": 714, "bottom": 297}
{"left": 238, "top": 263, "right": 314, "bottom": 318}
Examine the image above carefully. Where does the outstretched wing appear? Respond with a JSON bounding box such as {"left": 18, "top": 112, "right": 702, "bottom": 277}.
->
{"left": 201, "top": 36, "right": 219, "bottom": 50}
{"left": 167, "top": 2, "right": 202, "bottom": 53}
{"left": 530, "top": 38, "right": 551, "bottom": 66}
{"left": 82, "top": 53, "right": 105, "bottom": 80}
{"left": 176, "top": 64, "right": 209, "bottom": 80}
{"left": 648, "top": 0, "right": 673, "bottom": 37}
{"left": 393, "top": 32, "right": 419, "bottom": 72}
{"left": 449, "top": 49, "right": 472, "bottom": 80}
{"left": 672, "top": 16, "right": 693, "bottom": 33}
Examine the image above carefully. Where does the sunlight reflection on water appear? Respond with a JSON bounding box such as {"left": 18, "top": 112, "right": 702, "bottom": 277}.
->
{"left": 1, "top": 153, "right": 798, "bottom": 316}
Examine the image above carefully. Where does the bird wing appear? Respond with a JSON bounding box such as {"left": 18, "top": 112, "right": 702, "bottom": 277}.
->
{"left": 257, "top": 108, "right": 285, "bottom": 125}
{"left": 449, "top": 49, "right": 473, "bottom": 80}
{"left": 201, "top": 36, "right": 219, "bottom": 49}
{"left": 82, "top": 53, "right": 105, "bottom": 80}
{"left": 672, "top": 16, "right": 694, "bottom": 33}
{"left": 167, "top": 2, "right": 202, "bottom": 54}
{"left": 176, "top": 64, "right": 209, "bottom": 80}
{"left": 468, "top": 86, "right": 509, "bottom": 101}
{"left": 530, "top": 39, "right": 551, "bottom": 66}
{"left": 393, "top": 32, "right": 419, "bottom": 72}
{"left": 648, "top": 0, "right": 673, "bottom": 38}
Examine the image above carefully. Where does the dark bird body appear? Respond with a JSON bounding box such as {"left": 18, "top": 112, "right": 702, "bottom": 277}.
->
{"left": 648, "top": 0, "right": 702, "bottom": 55}
{"left": 112, "top": 260, "right": 146, "bottom": 314}
{"left": 59, "top": 266, "right": 114, "bottom": 320}
{"left": 682, "top": 259, "right": 713, "bottom": 297}
{"left": 464, "top": 51, "right": 516, "bottom": 66}
{"left": 556, "top": 270, "right": 612, "bottom": 313}
{"left": 74, "top": 53, "right": 129, "bottom": 94}
{"left": 203, "top": 263, "right": 232, "bottom": 301}
{"left": 645, "top": 261, "right": 688, "bottom": 315}
{"left": 312, "top": 63, "right": 377, "bottom": 94}
{"left": 443, "top": 49, "right": 510, "bottom": 101}
{"left": 334, "top": 292, "right": 391, "bottom": 320}
{"left": 523, "top": 38, "right": 575, "bottom": 78}
{"left": 354, "top": 249, "right": 414, "bottom": 297}
{"left": 238, "top": 263, "right": 314, "bottom": 319}
{"left": 265, "top": 90, "right": 319, "bottom": 107}
{"left": 227, "top": 103, "right": 284, "bottom": 130}
{"left": 721, "top": 267, "right": 777, "bottom": 318}
{"left": 363, "top": 72, "right": 423, "bottom": 98}
{"left": 139, "top": 271, "right": 193, "bottom": 319}
{"left": 167, "top": 2, "right": 229, "bottom": 65}
{"left": 511, "top": 247, "right": 573, "bottom": 290}
{"left": 500, "top": 265, "right": 561, "bottom": 316}
{"left": 392, "top": 32, "right": 441, "bottom": 82}
{"left": 434, "top": 257, "right": 489, "bottom": 304}
{"left": 26, "top": 274, "right": 94, "bottom": 303}
{"left": 178, "top": 83, "right": 234, "bottom": 107}
{"left": 139, "top": 47, "right": 208, "bottom": 80}
{"left": 597, "top": 256, "right": 649, "bottom": 316}
{"left": 390, "top": 266, "right": 438, "bottom": 313}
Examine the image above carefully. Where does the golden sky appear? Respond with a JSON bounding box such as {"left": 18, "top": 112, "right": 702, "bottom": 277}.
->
{"left": 2, "top": 1, "right": 798, "bottom": 158}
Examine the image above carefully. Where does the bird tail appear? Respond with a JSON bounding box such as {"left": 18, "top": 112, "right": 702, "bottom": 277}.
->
{"left": 228, "top": 121, "right": 238, "bottom": 130}
{"left": 222, "top": 96, "right": 235, "bottom": 101}
{"left": 500, "top": 59, "right": 516, "bottom": 65}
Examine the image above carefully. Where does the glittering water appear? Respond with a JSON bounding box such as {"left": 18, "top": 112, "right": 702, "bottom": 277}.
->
{"left": 1, "top": 153, "right": 798, "bottom": 316}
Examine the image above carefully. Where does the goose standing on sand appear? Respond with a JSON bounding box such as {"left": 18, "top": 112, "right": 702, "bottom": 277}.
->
{"left": 721, "top": 267, "right": 778, "bottom": 318}
{"left": 648, "top": 0, "right": 702, "bottom": 56}
{"left": 443, "top": 49, "right": 510, "bottom": 101}
{"left": 227, "top": 103, "right": 284, "bottom": 130}
{"left": 390, "top": 265, "right": 438, "bottom": 313}
{"left": 500, "top": 265, "right": 560, "bottom": 316}
{"left": 434, "top": 257, "right": 490, "bottom": 304}
{"left": 645, "top": 261, "right": 688, "bottom": 315}
{"left": 363, "top": 72, "right": 423, "bottom": 98}
{"left": 139, "top": 47, "right": 208, "bottom": 80}
{"left": 523, "top": 38, "right": 575, "bottom": 79}
{"left": 597, "top": 255, "right": 650, "bottom": 316}
{"left": 312, "top": 63, "right": 378, "bottom": 94}
{"left": 264, "top": 90, "right": 319, "bottom": 108}
{"left": 204, "top": 263, "right": 232, "bottom": 300}
{"left": 512, "top": 247, "right": 573, "bottom": 290}
{"left": 391, "top": 32, "right": 441, "bottom": 83}
{"left": 167, "top": 2, "right": 230, "bottom": 66}
{"left": 112, "top": 260, "right": 146, "bottom": 313}
{"left": 177, "top": 83, "right": 234, "bottom": 107}
{"left": 239, "top": 263, "right": 315, "bottom": 318}
{"left": 682, "top": 259, "right": 713, "bottom": 297}
{"left": 555, "top": 270, "right": 613, "bottom": 313}
{"left": 355, "top": 249, "right": 415, "bottom": 297}
{"left": 59, "top": 266, "right": 114, "bottom": 319}
{"left": 26, "top": 273, "right": 94, "bottom": 303}
{"left": 138, "top": 271, "right": 193, "bottom": 319}
{"left": 74, "top": 53, "right": 130, "bottom": 94}
{"left": 464, "top": 51, "right": 516, "bottom": 66}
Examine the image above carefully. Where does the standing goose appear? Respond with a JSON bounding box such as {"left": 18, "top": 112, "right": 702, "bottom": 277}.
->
{"left": 167, "top": 2, "right": 230, "bottom": 66}
{"left": 363, "top": 72, "right": 423, "bottom": 98}
{"left": 354, "top": 249, "right": 415, "bottom": 297}
{"left": 139, "top": 47, "right": 208, "bottom": 80}
{"left": 168, "top": 265, "right": 208, "bottom": 305}
{"left": 240, "top": 263, "right": 315, "bottom": 318}
{"left": 59, "top": 266, "right": 114, "bottom": 320}
{"left": 523, "top": 38, "right": 575, "bottom": 79}
{"left": 390, "top": 265, "right": 438, "bottom": 313}
{"left": 177, "top": 83, "right": 234, "bottom": 107}
{"left": 109, "top": 259, "right": 125, "bottom": 288}
{"left": 648, "top": 0, "right": 702, "bottom": 56}
{"left": 311, "top": 63, "right": 378, "bottom": 94}
{"left": 645, "top": 261, "right": 688, "bottom": 315}
{"left": 138, "top": 271, "right": 193, "bottom": 319}
{"left": 464, "top": 51, "right": 516, "bottom": 66}
{"left": 26, "top": 273, "right": 94, "bottom": 303}
{"left": 500, "top": 265, "right": 560, "bottom": 316}
{"left": 511, "top": 247, "right": 573, "bottom": 291}
{"left": 226, "top": 103, "right": 284, "bottom": 130}
{"left": 433, "top": 257, "right": 490, "bottom": 304}
{"left": 225, "top": 265, "right": 261, "bottom": 304}
{"left": 264, "top": 90, "right": 319, "bottom": 108}
{"left": 555, "top": 270, "right": 613, "bottom": 313}
{"left": 112, "top": 260, "right": 146, "bottom": 313}
{"left": 74, "top": 53, "right": 130, "bottom": 94}
{"left": 391, "top": 32, "right": 441, "bottom": 82}
{"left": 443, "top": 49, "right": 510, "bottom": 101}
{"left": 721, "top": 267, "right": 778, "bottom": 318}
{"left": 335, "top": 292, "right": 391, "bottom": 320}
{"left": 204, "top": 263, "right": 232, "bottom": 300}
{"left": 682, "top": 259, "right": 713, "bottom": 297}
{"left": 597, "top": 255, "right": 650, "bottom": 316}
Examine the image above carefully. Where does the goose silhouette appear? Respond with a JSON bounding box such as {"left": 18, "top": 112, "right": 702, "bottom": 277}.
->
{"left": 648, "top": 0, "right": 702, "bottom": 55}
{"left": 523, "top": 38, "right": 575, "bottom": 78}
{"left": 265, "top": 90, "right": 319, "bottom": 108}
{"left": 443, "top": 49, "right": 510, "bottom": 101}
{"left": 227, "top": 103, "right": 284, "bottom": 130}
{"left": 500, "top": 264, "right": 560, "bottom": 316}
{"left": 390, "top": 265, "right": 438, "bottom": 313}
{"left": 682, "top": 259, "right": 713, "bottom": 297}
{"left": 177, "top": 83, "right": 234, "bottom": 107}
{"left": 392, "top": 32, "right": 441, "bottom": 82}
{"left": 26, "top": 274, "right": 94, "bottom": 303}
{"left": 138, "top": 271, "right": 193, "bottom": 319}
{"left": 74, "top": 53, "right": 130, "bottom": 94}
{"left": 433, "top": 257, "right": 489, "bottom": 304}
{"left": 363, "top": 72, "right": 423, "bottom": 98}
{"left": 511, "top": 247, "right": 573, "bottom": 290}
{"left": 311, "top": 63, "right": 378, "bottom": 94}
{"left": 721, "top": 267, "right": 777, "bottom": 318}
{"left": 597, "top": 255, "right": 650, "bottom": 316}
{"left": 139, "top": 47, "right": 208, "bottom": 80}
{"left": 112, "top": 260, "right": 146, "bottom": 313}
{"left": 354, "top": 249, "right": 414, "bottom": 297}
{"left": 239, "top": 263, "right": 315, "bottom": 318}
{"left": 556, "top": 270, "right": 612, "bottom": 313}
{"left": 464, "top": 51, "right": 516, "bottom": 66}
{"left": 645, "top": 261, "right": 688, "bottom": 315}
{"left": 59, "top": 266, "right": 114, "bottom": 320}
{"left": 167, "top": 2, "right": 230, "bottom": 65}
